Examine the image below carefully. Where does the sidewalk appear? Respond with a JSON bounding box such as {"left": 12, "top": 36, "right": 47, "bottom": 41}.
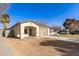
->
{"left": 45, "top": 36, "right": 79, "bottom": 43}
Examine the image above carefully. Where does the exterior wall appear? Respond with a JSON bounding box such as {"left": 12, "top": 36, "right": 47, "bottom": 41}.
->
{"left": 20, "top": 22, "right": 39, "bottom": 39}
{"left": 10, "top": 25, "right": 20, "bottom": 38}
{"left": 0, "top": 25, "right": 20, "bottom": 38}
{"left": 8, "top": 29, "right": 14, "bottom": 37}
{"left": 7, "top": 21, "right": 51, "bottom": 39}
{"left": 39, "top": 26, "right": 48, "bottom": 37}
{"left": 32, "top": 27, "right": 36, "bottom": 36}
{"left": 0, "top": 24, "right": 21, "bottom": 38}
{"left": 24, "top": 27, "right": 36, "bottom": 36}
{"left": 21, "top": 27, "right": 30, "bottom": 37}
{"left": 48, "top": 27, "right": 51, "bottom": 36}
{"left": 50, "top": 29, "right": 54, "bottom": 35}
{"left": 0, "top": 29, "right": 3, "bottom": 37}
{"left": 14, "top": 25, "right": 20, "bottom": 38}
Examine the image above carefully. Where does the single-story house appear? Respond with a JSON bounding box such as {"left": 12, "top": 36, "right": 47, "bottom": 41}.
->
{"left": 7, "top": 20, "right": 51, "bottom": 39}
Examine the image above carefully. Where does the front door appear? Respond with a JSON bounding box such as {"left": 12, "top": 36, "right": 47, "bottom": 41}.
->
{"left": 29, "top": 28, "right": 32, "bottom": 36}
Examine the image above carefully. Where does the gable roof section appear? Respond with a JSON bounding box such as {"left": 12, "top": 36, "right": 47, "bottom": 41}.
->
{"left": 9, "top": 22, "right": 20, "bottom": 29}
{"left": 9, "top": 20, "right": 49, "bottom": 29}
{"left": 21, "top": 20, "right": 39, "bottom": 25}
{"left": 21, "top": 20, "right": 48, "bottom": 27}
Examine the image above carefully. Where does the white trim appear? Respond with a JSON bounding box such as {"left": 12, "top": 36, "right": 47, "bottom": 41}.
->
{"left": 20, "top": 22, "right": 39, "bottom": 39}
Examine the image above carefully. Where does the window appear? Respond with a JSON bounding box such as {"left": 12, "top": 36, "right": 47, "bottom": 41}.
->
{"left": 24, "top": 28, "right": 27, "bottom": 34}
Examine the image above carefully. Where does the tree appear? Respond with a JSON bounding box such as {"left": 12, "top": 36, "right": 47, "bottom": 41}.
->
{"left": 63, "top": 18, "right": 79, "bottom": 34}
{"left": 0, "top": 14, "right": 10, "bottom": 30}
{"left": 0, "top": 3, "right": 10, "bottom": 15}
{"left": 50, "top": 25, "right": 61, "bottom": 32}
{"left": 37, "top": 20, "right": 47, "bottom": 26}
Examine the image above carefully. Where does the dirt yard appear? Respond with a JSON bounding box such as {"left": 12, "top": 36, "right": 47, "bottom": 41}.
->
{"left": 0, "top": 37, "right": 79, "bottom": 56}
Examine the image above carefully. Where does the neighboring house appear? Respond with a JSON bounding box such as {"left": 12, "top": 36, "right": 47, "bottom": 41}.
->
{"left": 50, "top": 28, "right": 59, "bottom": 35}
{"left": 6, "top": 20, "right": 51, "bottom": 39}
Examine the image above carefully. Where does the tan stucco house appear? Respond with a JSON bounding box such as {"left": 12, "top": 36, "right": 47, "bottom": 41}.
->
{"left": 8, "top": 20, "right": 51, "bottom": 39}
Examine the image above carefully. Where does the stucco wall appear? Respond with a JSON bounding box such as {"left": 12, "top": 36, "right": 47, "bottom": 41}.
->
{"left": 11, "top": 25, "right": 20, "bottom": 38}
{"left": 39, "top": 26, "right": 48, "bottom": 37}
{"left": 48, "top": 27, "right": 51, "bottom": 36}
{"left": 15, "top": 25, "right": 20, "bottom": 37}
{"left": 20, "top": 22, "right": 39, "bottom": 39}
{"left": 32, "top": 27, "right": 36, "bottom": 36}
{"left": 9, "top": 21, "right": 51, "bottom": 39}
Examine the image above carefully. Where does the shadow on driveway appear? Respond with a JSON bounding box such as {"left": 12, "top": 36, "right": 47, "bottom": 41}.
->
{"left": 40, "top": 40, "right": 79, "bottom": 56}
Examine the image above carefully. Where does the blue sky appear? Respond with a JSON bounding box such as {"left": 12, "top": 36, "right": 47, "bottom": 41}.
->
{"left": 0, "top": 3, "right": 79, "bottom": 29}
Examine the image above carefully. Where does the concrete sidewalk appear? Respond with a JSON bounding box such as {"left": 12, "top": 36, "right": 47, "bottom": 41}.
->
{"left": 46, "top": 36, "right": 79, "bottom": 43}
{"left": 58, "top": 38, "right": 79, "bottom": 43}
